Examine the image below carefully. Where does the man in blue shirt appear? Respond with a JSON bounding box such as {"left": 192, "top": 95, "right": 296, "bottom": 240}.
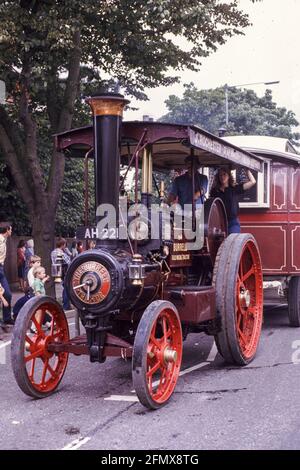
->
{"left": 168, "top": 155, "right": 208, "bottom": 209}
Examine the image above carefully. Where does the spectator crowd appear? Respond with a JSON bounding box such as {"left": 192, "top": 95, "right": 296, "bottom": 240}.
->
{"left": 0, "top": 221, "right": 87, "bottom": 335}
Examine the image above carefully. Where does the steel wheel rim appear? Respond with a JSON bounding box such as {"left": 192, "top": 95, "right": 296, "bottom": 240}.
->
{"left": 146, "top": 308, "right": 182, "bottom": 404}
{"left": 23, "top": 302, "right": 69, "bottom": 393}
{"left": 236, "top": 240, "right": 263, "bottom": 359}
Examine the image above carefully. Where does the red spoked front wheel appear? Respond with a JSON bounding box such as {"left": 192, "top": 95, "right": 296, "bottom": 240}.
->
{"left": 11, "top": 296, "right": 69, "bottom": 398}
{"left": 213, "top": 233, "right": 263, "bottom": 365}
{"left": 132, "top": 300, "right": 183, "bottom": 409}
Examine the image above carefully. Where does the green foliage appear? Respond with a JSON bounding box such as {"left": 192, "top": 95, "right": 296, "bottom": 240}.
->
{"left": 0, "top": 101, "right": 93, "bottom": 236}
{"left": 0, "top": 104, "right": 95, "bottom": 236}
{"left": 0, "top": 0, "right": 255, "bottom": 106}
{"left": 161, "top": 84, "right": 300, "bottom": 143}
{"left": 0, "top": 150, "right": 95, "bottom": 237}
{"left": 55, "top": 158, "right": 94, "bottom": 237}
{"left": 0, "top": 161, "right": 31, "bottom": 234}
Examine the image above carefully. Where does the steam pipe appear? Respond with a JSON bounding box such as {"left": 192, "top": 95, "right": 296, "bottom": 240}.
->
{"left": 84, "top": 148, "right": 93, "bottom": 226}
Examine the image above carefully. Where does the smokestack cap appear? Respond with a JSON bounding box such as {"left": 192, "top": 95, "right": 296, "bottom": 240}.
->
{"left": 86, "top": 93, "right": 130, "bottom": 117}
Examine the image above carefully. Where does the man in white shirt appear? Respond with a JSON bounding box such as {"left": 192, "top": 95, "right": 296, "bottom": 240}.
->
{"left": 0, "top": 222, "right": 13, "bottom": 325}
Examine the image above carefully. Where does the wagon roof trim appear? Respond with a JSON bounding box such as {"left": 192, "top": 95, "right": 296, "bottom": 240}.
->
{"left": 55, "top": 121, "right": 263, "bottom": 172}
{"left": 223, "top": 135, "right": 300, "bottom": 165}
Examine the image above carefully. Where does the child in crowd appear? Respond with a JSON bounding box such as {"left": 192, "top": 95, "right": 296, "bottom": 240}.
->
{"left": 13, "top": 263, "right": 49, "bottom": 325}
{"left": 27, "top": 255, "right": 41, "bottom": 290}
{"left": 30, "top": 266, "right": 50, "bottom": 333}
{"left": 32, "top": 266, "right": 49, "bottom": 296}
{"left": 12, "top": 256, "right": 41, "bottom": 320}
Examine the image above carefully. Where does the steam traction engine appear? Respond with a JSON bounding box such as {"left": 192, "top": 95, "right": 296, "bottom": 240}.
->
{"left": 11, "top": 94, "right": 264, "bottom": 409}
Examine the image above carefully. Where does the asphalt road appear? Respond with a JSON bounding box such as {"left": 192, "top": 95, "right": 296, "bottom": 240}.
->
{"left": 1, "top": 298, "right": 300, "bottom": 450}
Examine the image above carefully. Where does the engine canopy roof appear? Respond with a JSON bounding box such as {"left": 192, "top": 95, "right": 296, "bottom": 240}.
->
{"left": 55, "top": 121, "right": 263, "bottom": 172}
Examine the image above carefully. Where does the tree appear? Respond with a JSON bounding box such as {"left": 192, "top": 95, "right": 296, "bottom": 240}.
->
{"left": 0, "top": 104, "right": 95, "bottom": 238}
{"left": 0, "top": 0, "right": 258, "bottom": 273}
{"left": 161, "top": 83, "right": 300, "bottom": 143}
{"left": 0, "top": 157, "right": 93, "bottom": 237}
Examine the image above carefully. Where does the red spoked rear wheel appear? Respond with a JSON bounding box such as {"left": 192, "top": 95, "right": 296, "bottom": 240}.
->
{"left": 236, "top": 239, "right": 263, "bottom": 359}
{"left": 11, "top": 296, "right": 69, "bottom": 398}
{"left": 132, "top": 300, "right": 182, "bottom": 409}
{"left": 213, "top": 233, "right": 263, "bottom": 365}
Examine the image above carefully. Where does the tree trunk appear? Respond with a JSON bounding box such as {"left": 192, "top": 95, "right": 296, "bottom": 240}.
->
{"left": 31, "top": 211, "right": 56, "bottom": 296}
{"left": 0, "top": 32, "right": 82, "bottom": 296}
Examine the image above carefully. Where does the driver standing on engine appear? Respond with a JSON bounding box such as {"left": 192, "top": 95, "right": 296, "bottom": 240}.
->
{"left": 167, "top": 155, "right": 208, "bottom": 210}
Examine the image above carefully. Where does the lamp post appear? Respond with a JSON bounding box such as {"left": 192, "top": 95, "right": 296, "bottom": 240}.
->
{"left": 224, "top": 80, "right": 280, "bottom": 127}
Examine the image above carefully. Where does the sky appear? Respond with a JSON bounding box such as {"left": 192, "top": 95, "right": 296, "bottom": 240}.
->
{"left": 123, "top": 0, "right": 300, "bottom": 126}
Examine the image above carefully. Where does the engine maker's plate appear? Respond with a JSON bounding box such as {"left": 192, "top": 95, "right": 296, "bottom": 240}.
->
{"left": 71, "top": 261, "right": 111, "bottom": 305}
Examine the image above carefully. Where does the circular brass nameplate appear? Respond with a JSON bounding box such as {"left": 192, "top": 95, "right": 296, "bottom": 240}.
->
{"left": 71, "top": 261, "right": 111, "bottom": 305}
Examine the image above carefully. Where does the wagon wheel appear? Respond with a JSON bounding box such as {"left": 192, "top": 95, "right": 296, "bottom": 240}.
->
{"left": 11, "top": 296, "right": 69, "bottom": 399}
{"left": 288, "top": 276, "right": 300, "bottom": 327}
{"left": 213, "top": 233, "right": 263, "bottom": 365}
{"left": 132, "top": 300, "right": 183, "bottom": 409}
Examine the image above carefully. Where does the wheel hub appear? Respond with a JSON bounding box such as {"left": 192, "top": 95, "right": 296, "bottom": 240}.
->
{"left": 36, "top": 335, "right": 55, "bottom": 360}
{"left": 163, "top": 347, "right": 177, "bottom": 363}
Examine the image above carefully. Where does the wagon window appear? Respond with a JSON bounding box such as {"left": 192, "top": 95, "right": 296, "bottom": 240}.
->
{"left": 237, "top": 168, "right": 258, "bottom": 203}
{"left": 237, "top": 160, "right": 270, "bottom": 208}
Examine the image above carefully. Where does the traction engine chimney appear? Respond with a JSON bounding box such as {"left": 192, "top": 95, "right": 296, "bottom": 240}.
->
{"left": 86, "top": 93, "right": 128, "bottom": 238}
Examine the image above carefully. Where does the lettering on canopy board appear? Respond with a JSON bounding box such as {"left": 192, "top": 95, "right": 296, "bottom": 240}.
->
{"left": 189, "top": 129, "right": 262, "bottom": 172}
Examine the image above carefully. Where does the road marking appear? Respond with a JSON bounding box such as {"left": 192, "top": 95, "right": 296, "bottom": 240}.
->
{"left": 177, "top": 341, "right": 217, "bottom": 377}
{"left": 62, "top": 436, "right": 91, "bottom": 450}
{"left": 0, "top": 340, "right": 11, "bottom": 350}
{"left": 179, "top": 360, "right": 209, "bottom": 376}
{"left": 110, "top": 341, "right": 219, "bottom": 402}
{"left": 63, "top": 342, "right": 218, "bottom": 449}
{"left": 0, "top": 340, "right": 11, "bottom": 364}
{"left": 104, "top": 395, "right": 139, "bottom": 402}
{"left": 207, "top": 341, "right": 218, "bottom": 362}
{"left": 105, "top": 361, "right": 212, "bottom": 402}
